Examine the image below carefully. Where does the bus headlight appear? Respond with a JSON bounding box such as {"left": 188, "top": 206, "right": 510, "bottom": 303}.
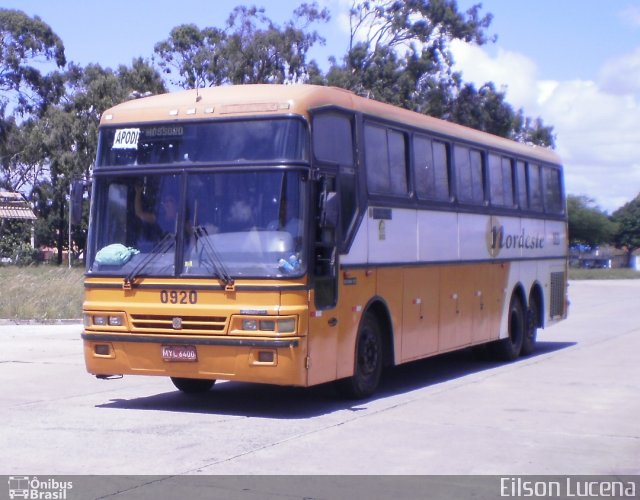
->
{"left": 84, "top": 312, "right": 126, "bottom": 330}
{"left": 242, "top": 319, "right": 259, "bottom": 331}
{"left": 236, "top": 316, "right": 297, "bottom": 335}
{"left": 276, "top": 318, "right": 295, "bottom": 333}
{"left": 93, "top": 315, "right": 108, "bottom": 326}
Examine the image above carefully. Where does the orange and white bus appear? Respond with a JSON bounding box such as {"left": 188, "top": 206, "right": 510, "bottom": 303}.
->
{"left": 81, "top": 84, "right": 568, "bottom": 398}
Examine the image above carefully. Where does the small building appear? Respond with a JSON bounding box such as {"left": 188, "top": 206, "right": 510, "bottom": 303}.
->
{"left": 0, "top": 191, "right": 37, "bottom": 247}
{"left": 569, "top": 244, "right": 630, "bottom": 269}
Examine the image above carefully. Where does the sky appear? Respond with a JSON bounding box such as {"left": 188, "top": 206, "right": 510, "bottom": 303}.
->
{"left": 4, "top": 0, "right": 640, "bottom": 213}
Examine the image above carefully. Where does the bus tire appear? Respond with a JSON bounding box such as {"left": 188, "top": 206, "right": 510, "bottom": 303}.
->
{"left": 491, "top": 295, "right": 525, "bottom": 362}
{"left": 521, "top": 295, "right": 539, "bottom": 356}
{"left": 171, "top": 377, "right": 215, "bottom": 394}
{"left": 337, "top": 313, "right": 383, "bottom": 399}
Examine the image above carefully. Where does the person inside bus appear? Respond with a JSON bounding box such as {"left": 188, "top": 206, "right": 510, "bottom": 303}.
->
{"left": 224, "top": 198, "right": 256, "bottom": 232}
{"left": 134, "top": 184, "right": 179, "bottom": 235}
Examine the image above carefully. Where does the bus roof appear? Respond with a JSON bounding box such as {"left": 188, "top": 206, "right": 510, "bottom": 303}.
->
{"left": 101, "top": 84, "right": 561, "bottom": 164}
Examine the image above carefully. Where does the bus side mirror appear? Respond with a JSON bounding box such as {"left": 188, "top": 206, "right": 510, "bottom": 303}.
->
{"left": 70, "top": 180, "right": 85, "bottom": 225}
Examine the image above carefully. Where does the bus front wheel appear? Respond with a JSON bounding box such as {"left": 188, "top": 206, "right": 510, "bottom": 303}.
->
{"left": 171, "top": 377, "right": 216, "bottom": 394}
{"left": 337, "top": 314, "right": 383, "bottom": 399}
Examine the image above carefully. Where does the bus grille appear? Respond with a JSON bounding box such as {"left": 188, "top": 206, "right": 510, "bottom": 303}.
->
{"left": 550, "top": 272, "right": 566, "bottom": 318}
{"left": 130, "top": 314, "right": 227, "bottom": 334}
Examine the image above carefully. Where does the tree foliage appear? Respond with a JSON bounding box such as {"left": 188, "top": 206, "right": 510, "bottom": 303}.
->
{"left": 0, "top": 8, "right": 66, "bottom": 115}
{"left": 612, "top": 193, "right": 640, "bottom": 256}
{"left": 154, "top": 4, "right": 329, "bottom": 87}
{"left": 567, "top": 195, "right": 617, "bottom": 248}
{"left": 322, "top": 0, "right": 555, "bottom": 146}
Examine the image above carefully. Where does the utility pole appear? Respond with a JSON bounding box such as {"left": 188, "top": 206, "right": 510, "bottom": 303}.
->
{"left": 68, "top": 183, "right": 72, "bottom": 269}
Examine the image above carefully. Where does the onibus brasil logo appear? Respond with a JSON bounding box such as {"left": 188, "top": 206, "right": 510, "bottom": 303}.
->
{"left": 8, "top": 477, "right": 73, "bottom": 499}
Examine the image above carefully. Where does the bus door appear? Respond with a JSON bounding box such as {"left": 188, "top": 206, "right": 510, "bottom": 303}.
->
{"left": 307, "top": 173, "right": 340, "bottom": 385}
{"left": 307, "top": 109, "right": 360, "bottom": 386}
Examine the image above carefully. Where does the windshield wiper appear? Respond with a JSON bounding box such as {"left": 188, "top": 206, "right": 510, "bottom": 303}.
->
{"left": 123, "top": 233, "right": 175, "bottom": 289}
{"left": 193, "top": 226, "right": 235, "bottom": 289}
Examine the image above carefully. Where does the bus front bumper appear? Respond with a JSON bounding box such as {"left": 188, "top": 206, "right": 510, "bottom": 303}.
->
{"left": 82, "top": 332, "right": 307, "bottom": 386}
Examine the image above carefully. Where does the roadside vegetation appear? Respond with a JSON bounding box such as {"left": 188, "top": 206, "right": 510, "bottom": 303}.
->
{"left": 569, "top": 268, "right": 640, "bottom": 280}
{"left": 0, "top": 265, "right": 84, "bottom": 321}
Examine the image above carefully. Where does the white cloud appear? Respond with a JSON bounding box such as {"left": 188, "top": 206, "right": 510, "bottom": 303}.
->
{"left": 450, "top": 40, "right": 539, "bottom": 112}
{"left": 450, "top": 40, "right": 640, "bottom": 212}
{"left": 598, "top": 47, "right": 640, "bottom": 95}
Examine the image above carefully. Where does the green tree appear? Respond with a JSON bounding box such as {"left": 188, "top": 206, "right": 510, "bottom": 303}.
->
{"left": 512, "top": 112, "right": 556, "bottom": 148}
{"left": 154, "top": 4, "right": 329, "bottom": 88}
{"left": 0, "top": 8, "right": 66, "bottom": 115}
{"left": 325, "top": 0, "right": 491, "bottom": 103}
{"left": 224, "top": 4, "right": 329, "bottom": 84}
{"left": 26, "top": 61, "right": 165, "bottom": 264}
{"left": 0, "top": 9, "right": 67, "bottom": 201}
{"left": 448, "top": 82, "right": 515, "bottom": 137}
{"left": 324, "top": 1, "right": 555, "bottom": 147}
{"left": 154, "top": 24, "right": 227, "bottom": 89}
{"left": 612, "top": 193, "right": 640, "bottom": 261}
{"left": 567, "top": 195, "right": 616, "bottom": 248}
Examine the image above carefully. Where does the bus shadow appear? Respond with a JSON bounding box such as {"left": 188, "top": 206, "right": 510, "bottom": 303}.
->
{"left": 96, "top": 340, "right": 576, "bottom": 418}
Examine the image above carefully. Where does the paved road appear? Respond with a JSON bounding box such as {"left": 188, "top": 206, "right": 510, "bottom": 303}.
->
{"left": 1, "top": 280, "right": 639, "bottom": 479}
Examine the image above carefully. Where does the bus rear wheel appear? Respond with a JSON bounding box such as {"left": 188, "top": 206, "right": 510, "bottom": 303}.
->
{"left": 337, "top": 314, "right": 383, "bottom": 399}
{"left": 171, "top": 377, "right": 215, "bottom": 394}
{"left": 491, "top": 295, "right": 525, "bottom": 362}
{"left": 521, "top": 295, "right": 539, "bottom": 356}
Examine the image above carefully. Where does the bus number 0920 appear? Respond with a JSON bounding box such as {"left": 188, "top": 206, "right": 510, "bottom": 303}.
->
{"left": 160, "top": 290, "right": 198, "bottom": 304}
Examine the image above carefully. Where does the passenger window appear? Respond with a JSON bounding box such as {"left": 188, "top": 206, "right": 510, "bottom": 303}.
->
{"left": 489, "top": 154, "right": 503, "bottom": 205}
{"left": 432, "top": 141, "right": 450, "bottom": 201}
{"left": 364, "top": 125, "right": 388, "bottom": 193}
{"left": 489, "top": 154, "right": 515, "bottom": 207}
{"left": 543, "top": 166, "right": 563, "bottom": 213}
{"left": 528, "top": 163, "right": 543, "bottom": 211}
{"left": 364, "top": 123, "right": 408, "bottom": 196}
{"left": 516, "top": 160, "right": 527, "bottom": 209}
{"left": 388, "top": 130, "right": 407, "bottom": 195}
{"left": 413, "top": 135, "right": 435, "bottom": 199}
{"left": 455, "top": 145, "right": 484, "bottom": 204}
{"left": 501, "top": 157, "right": 514, "bottom": 207}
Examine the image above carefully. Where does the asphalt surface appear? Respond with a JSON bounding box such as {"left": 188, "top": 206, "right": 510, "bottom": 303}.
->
{"left": 0, "top": 280, "right": 638, "bottom": 483}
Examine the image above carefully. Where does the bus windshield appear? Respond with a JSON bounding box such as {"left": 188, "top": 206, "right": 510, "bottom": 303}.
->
{"left": 87, "top": 170, "right": 307, "bottom": 280}
{"left": 97, "top": 118, "right": 307, "bottom": 166}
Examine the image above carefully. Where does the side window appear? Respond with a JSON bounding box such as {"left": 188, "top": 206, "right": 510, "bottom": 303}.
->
{"left": 388, "top": 130, "right": 407, "bottom": 195}
{"left": 489, "top": 154, "right": 514, "bottom": 207}
{"left": 543, "top": 166, "right": 563, "bottom": 213}
{"left": 432, "top": 141, "right": 450, "bottom": 201}
{"left": 516, "top": 160, "right": 528, "bottom": 209}
{"left": 501, "top": 156, "right": 514, "bottom": 207}
{"left": 488, "top": 153, "right": 504, "bottom": 205}
{"left": 364, "top": 123, "right": 408, "bottom": 196}
{"left": 470, "top": 150, "right": 484, "bottom": 203}
{"left": 364, "top": 125, "right": 388, "bottom": 193}
{"left": 413, "top": 135, "right": 434, "bottom": 199}
{"left": 313, "top": 112, "right": 354, "bottom": 165}
{"left": 455, "top": 145, "right": 484, "bottom": 204}
{"left": 528, "top": 163, "right": 543, "bottom": 212}
{"left": 456, "top": 145, "right": 472, "bottom": 202}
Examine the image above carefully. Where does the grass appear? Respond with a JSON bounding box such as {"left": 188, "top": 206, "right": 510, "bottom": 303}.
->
{"left": 569, "top": 267, "right": 640, "bottom": 280}
{"left": 0, "top": 265, "right": 85, "bottom": 321}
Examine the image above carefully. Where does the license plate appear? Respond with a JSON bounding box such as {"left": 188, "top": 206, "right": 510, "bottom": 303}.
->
{"left": 162, "top": 345, "right": 197, "bottom": 362}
